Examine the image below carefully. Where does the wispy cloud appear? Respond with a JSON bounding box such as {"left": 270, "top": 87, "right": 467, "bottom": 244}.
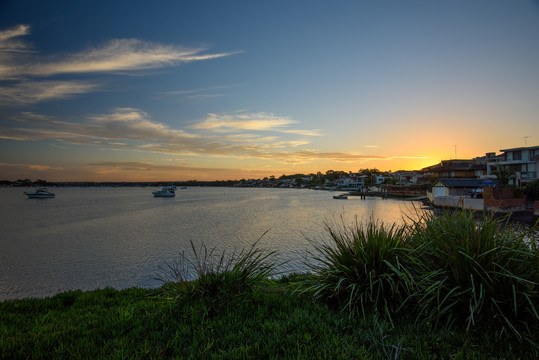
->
{"left": 0, "top": 24, "right": 30, "bottom": 42}
{"left": 161, "top": 85, "right": 240, "bottom": 102}
{"left": 192, "top": 112, "right": 295, "bottom": 131}
{"left": 13, "top": 39, "right": 240, "bottom": 77}
{"left": 0, "top": 162, "right": 63, "bottom": 172}
{"left": 0, "top": 80, "right": 99, "bottom": 105}
{"left": 0, "top": 24, "right": 32, "bottom": 57}
{"left": 191, "top": 112, "right": 321, "bottom": 136}
{"left": 1, "top": 109, "right": 366, "bottom": 164}
{"left": 2, "top": 108, "right": 196, "bottom": 145}
{"left": 387, "top": 155, "right": 429, "bottom": 160}
{"left": 87, "top": 161, "right": 180, "bottom": 172}
{"left": 181, "top": 93, "right": 226, "bottom": 101}
{"left": 0, "top": 25, "right": 240, "bottom": 104}
{"left": 283, "top": 129, "right": 322, "bottom": 136}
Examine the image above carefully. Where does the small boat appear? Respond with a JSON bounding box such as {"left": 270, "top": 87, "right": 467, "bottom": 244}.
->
{"left": 152, "top": 186, "right": 175, "bottom": 197}
{"left": 333, "top": 195, "right": 348, "bottom": 200}
{"left": 24, "top": 188, "right": 55, "bottom": 199}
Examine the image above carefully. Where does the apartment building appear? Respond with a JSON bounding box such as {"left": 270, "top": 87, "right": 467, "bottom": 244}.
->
{"left": 486, "top": 145, "right": 539, "bottom": 185}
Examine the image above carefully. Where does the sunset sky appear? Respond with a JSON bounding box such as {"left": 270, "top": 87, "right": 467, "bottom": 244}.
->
{"left": 1, "top": 1, "right": 539, "bottom": 181}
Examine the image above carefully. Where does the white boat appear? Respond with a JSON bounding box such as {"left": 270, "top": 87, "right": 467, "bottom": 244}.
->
{"left": 24, "top": 188, "right": 55, "bottom": 199}
{"left": 152, "top": 186, "right": 175, "bottom": 197}
{"left": 333, "top": 194, "right": 348, "bottom": 200}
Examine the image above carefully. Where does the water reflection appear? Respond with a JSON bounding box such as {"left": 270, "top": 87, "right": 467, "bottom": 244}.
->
{"left": 0, "top": 187, "right": 423, "bottom": 300}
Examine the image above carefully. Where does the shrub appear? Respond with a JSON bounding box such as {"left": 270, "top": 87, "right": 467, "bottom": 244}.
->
{"left": 302, "top": 216, "right": 415, "bottom": 320}
{"left": 157, "top": 236, "right": 280, "bottom": 309}
{"left": 524, "top": 180, "right": 539, "bottom": 201}
{"left": 407, "top": 210, "right": 539, "bottom": 344}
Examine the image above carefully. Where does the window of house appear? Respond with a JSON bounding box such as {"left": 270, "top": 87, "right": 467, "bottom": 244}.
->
{"left": 513, "top": 150, "right": 522, "bottom": 160}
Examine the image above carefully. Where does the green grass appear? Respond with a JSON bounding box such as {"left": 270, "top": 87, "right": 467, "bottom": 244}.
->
{"left": 2, "top": 282, "right": 535, "bottom": 359}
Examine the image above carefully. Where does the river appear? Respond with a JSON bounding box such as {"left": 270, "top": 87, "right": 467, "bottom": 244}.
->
{"left": 0, "top": 186, "right": 422, "bottom": 300}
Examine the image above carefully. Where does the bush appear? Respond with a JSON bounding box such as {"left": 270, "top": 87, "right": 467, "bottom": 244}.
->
{"left": 302, "top": 216, "right": 415, "bottom": 319}
{"left": 524, "top": 180, "right": 539, "bottom": 201}
{"left": 300, "top": 210, "right": 538, "bottom": 348}
{"left": 157, "top": 237, "right": 280, "bottom": 310}
{"left": 407, "top": 210, "right": 539, "bottom": 344}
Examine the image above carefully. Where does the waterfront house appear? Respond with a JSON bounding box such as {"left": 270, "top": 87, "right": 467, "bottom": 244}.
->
{"left": 486, "top": 145, "right": 539, "bottom": 185}
{"left": 391, "top": 171, "right": 419, "bottom": 184}
{"left": 336, "top": 176, "right": 364, "bottom": 190}
{"left": 533, "top": 154, "right": 539, "bottom": 179}
{"left": 431, "top": 178, "right": 490, "bottom": 197}
{"left": 427, "top": 178, "right": 493, "bottom": 211}
{"left": 422, "top": 157, "right": 489, "bottom": 180}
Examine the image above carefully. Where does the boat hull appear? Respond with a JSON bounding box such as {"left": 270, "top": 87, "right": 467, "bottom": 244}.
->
{"left": 24, "top": 189, "right": 55, "bottom": 198}
{"left": 25, "top": 193, "right": 55, "bottom": 199}
{"left": 152, "top": 192, "right": 175, "bottom": 197}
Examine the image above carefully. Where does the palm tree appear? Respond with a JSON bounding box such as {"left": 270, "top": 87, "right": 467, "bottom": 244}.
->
{"left": 494, "top": 165, "right": 514, "bottom": 187}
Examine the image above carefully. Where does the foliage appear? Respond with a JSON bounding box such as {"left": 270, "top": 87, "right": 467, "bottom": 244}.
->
{"left": 494, "top": 165, "right": 515, "bottom": 187}
{"left": 358, "top": 168, "right": 381, "bottom": 187}
{"left": 302, "top": 217, "right": 415, "bottom": 320}
{"left": 358, "top": 168, "right": 381, "bottom": 176}
{"left": 156, "top": 237, "right": 279, "bottom": 309}
{"left": 299, "top": 210, "right": 538, "bottom": 349}
{"left": 407, "top": 210, "right": 539, "bottom": 345}
{"left": 2, "top": 279, "right": 535, "bottom": 359}
{"left": 524, "top": 179, "right": 539, "bottom": 201}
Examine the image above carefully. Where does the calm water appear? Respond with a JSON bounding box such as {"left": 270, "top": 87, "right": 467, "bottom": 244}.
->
{"left": 0, "top": 187, "right": 421, "bottom": 300}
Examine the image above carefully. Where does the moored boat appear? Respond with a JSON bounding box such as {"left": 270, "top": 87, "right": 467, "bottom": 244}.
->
{"left": 152, "top": 186, "right": 175, "bottom": 197}
{"left": 333, "top": 194, "right": 348, "bottom": 200}
{"left": 24, "top": 188, "right": 55, "bottom": 199}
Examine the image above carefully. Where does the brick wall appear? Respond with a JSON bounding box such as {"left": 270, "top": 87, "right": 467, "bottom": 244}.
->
{"left": 483, "top": 187, "right": 526, "bottom": 209}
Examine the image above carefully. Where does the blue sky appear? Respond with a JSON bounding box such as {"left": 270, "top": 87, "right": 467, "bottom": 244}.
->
{"left": 1, "top": 0, "right": 538, "bottom": 181}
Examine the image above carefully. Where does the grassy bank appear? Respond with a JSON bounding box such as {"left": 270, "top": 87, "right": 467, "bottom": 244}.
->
{"left": 2, "top": 282, "right": 535, "bottom": 359}
{"left": 1, "top": 210, "right": 538, "bottom": 359}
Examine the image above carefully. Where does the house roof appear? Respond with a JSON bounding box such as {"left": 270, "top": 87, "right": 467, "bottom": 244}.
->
{"left": 434, "top": 178, "right": 491, "bottom": 188}
{"left": 427, "top": 160, "right": 486, "bottom": 172}
{"left": 500, "top": 145, "right": 539, "bottom": 152}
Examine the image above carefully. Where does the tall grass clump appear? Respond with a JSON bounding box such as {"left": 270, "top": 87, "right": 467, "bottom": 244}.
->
{"left": 303, "top": 216, "right": 415, "bottom": 320}
{"left": 157, "top": 236, "right": 280, "bottom": 307}
{"left": 408, "top": 209, "right": 539, "bottom": 344}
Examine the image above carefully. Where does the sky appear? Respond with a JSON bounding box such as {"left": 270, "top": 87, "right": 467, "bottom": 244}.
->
{"left": 1, "top": 0, "right": 539, "bottom": 182}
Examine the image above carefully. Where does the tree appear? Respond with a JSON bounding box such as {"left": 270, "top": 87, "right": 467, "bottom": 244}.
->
{"left": 494, "top": 166, "right": 514, "bottom": 187}
{"left": 359, "top": 168, "right": 380, "bottom": 176}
